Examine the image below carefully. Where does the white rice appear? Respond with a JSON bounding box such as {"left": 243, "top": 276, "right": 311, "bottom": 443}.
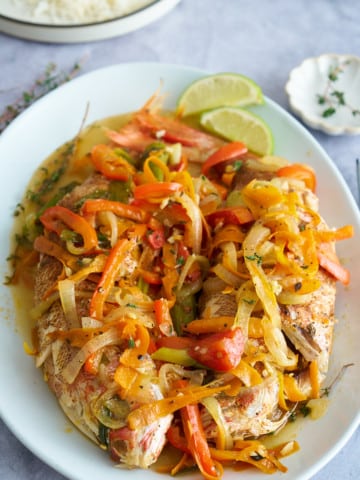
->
{"left": 13, "top": 0, "right": 155, "bottom": 24}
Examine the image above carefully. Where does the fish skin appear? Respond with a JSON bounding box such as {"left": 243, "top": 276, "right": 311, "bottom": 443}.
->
{"left": 33, "top": 174, "right": 172, "bottom": 468}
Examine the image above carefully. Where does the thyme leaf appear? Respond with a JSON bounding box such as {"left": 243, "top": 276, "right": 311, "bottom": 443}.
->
{"left": 0, "top": 61, "right": 83, "bottom": 133}
{"left": 316, "top": 60, "right": 360, "bottom": 118}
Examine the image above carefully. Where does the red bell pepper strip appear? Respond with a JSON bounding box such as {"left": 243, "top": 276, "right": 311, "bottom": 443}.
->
{"left": 90, "top": 238, "right": 134, "bottom": 319}
{"left": 81, "top": 198, "right": 148, "bottom": 223}
{"left": 276, "top": 163, "right": 317, "bottom": 192}
{"left": 176, "top": 380, "right": 219, "bottom": 480}
{"left": 206, "top": 207, "right": 254, "bottom": 227}
{"left": 188, "top": 327, "right": 245, "bottom": 372}
{"left": 134, "top": 182, "right": 183, "bottom": 200}
{"left": 91, "top": 144, "right": 135, "bottom": 181}
{"left": 201, "top": 142, "right": 248, "bottom": 176}
{"left": 39, "top": 205, "right": 98, "bottom": 253}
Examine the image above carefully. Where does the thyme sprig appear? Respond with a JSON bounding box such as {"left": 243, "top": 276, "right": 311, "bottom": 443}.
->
{"left": 0, "top": 61, "right": 82, "bottom": 134}
{"left": 316, "top": 61, "right": 360, "bottom": 118}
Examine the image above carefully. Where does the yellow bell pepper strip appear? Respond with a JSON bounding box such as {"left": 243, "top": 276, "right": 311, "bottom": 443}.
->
{"left": 89, "top": 238, "right": 135, "bottom": 320}
{"left": 126, "top": 383, "right": 229, "bottom": 430}
{"left": 81, "top": 198, "right": 148, "bottom": 223}
{"left": 201, "top": 142, "right": 248, "bottom": 177}
{"left": 276, "top": 163, "right": 317, "bottom": 192}
{"left": 210, "top": 443, "right": 287, "bottom": 474}
{"left": 133, "top": 181, "right": 183, "bottom": 201}
{"left": 317, "top": 242, "right": 350, "bottom": 285}
{"left": 176, "top": 380, "right": 220, "bottom": 480}
{"left": 283, "top": 374, "right": 307, "bottom": 402}
{"left": 91, "top": 144, "right": 136, "bottom": 181}
{"left": 230, "top": 359, "right": 263, "bottom": 386}
{"left": 39, "top": 205, "right": 98, "bottom": 254}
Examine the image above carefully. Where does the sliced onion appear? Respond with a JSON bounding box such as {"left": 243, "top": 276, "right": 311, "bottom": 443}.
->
{"left": 58, "top": 279, "right": 79, "bottom": 329}
{"left": 262, "top": 315, "right": 298, "bottom": 368}
{"left": 176, "top": 254, "right": 209, "bottom": 292}
{"left": 277, "top": 291, "right": 312, "bottom": 305}
{"left": 61, "top": 327, "right": 122, "bottom": 384}
{"left": 212, "top": 263, "right": 243, "bottom": 288}
{"left": 221, "top": 241, "right": 238, "bottom": 272}
{"left": 201, "top": 396, "right": 233, "bottom": 450}
{"left": 97, "top": 210, "right": 118, "bottom": 247}
{"left": 158, "top": 363, "right": 206, "bottom": 394}
{"left": 233, "top": 280, "right": 258, "bottom": 338}
{"left": 173, "top": 192, "right": 202, "bottom": 254}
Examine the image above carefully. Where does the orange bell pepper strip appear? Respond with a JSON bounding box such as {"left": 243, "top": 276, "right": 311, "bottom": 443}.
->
{"left": 276, "top": 163, "right": 317, "bottom": 192}
{"left": 201, "top": 142, "right": 247, "bottom": 177}
{"left": 177, "top": 380, "right": 220, "bottom": 480}
{"left": 39, "top": 205, "right": 98, "bottom": 253}
{"left": 89, "top": 238, "right": 135, "bottom": 319}
{"left": 317, "top": 242, "right": 350, "bottom": 285}
{"left": 81, "top": 198, "right": 148, "bottom": 223}
{"left": 133, "top": 181, "right": 183, "bottom": 201}
{"left": 91, "top": 144, "right": 136, "bottom": 181}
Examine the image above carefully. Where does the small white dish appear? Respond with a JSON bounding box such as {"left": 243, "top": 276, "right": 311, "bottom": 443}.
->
{"left": 285, "top": 53, "right": 360, "bottom": 135}
{"left": 0, "top": 0, "right": 181, "bottom": 43}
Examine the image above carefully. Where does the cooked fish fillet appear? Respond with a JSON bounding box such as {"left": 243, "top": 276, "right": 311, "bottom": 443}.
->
{"left": 34, "top": 174, "right": 171, "bottom": 468}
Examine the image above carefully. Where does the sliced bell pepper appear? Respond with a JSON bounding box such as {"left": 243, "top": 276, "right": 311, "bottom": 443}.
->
{"left": 176, "top": 380, "right": 220, "bottom": 480}
{"left": 276, "top": 163, "right": 317, "bottom": 192}
{"left": 201, "top": 142, "right": 247, "bottom": 176}
{"left": 81, "top": 198, "right": 148, "bottom": 223}
{"left": 91, "top": 144, "right": 136, "bottom": 181}
{"left": 205, "top": 206, "right": 254, "bottom": 228}
{"left": 89, "top": 238, "right": 134, "bottom": 319}
{"left": 39, "top": 205, "right": 98, "bottom": 253}
{"left": 134, "top": 182, "right": 184, "bottom": 201}
{"left": 188, "top": 327, "right": 245, "bottom": 372}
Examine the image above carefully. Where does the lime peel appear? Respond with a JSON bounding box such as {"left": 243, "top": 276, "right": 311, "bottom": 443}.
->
{"left": 177, "top": 72, "right": 264, "bottom": 117}
{"left": 200, "top": 106, "right": 274, "bottom": 156}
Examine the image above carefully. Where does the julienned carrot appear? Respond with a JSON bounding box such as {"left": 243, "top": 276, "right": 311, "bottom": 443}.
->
{"left": 90, "top": 238, "right": 135, "bottom": 319}
{"left": 317, "top": 243, "right": 350, "bottom": 285}
{"left": 177, "top": 380, "right": 220, "bottom": 480}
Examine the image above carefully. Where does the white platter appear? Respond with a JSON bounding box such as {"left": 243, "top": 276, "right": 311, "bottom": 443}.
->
{"left": 0, "top": 62, "right": 359, "bottom": 480}
{"left": 0, "top": 0, "right": 181, "bottom": 43}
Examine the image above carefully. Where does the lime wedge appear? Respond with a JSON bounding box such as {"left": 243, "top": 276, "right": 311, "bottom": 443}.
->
{"left": 200, "top": 106, "right": 274, "bottom": 156}
{"left": 177, "top": 73, "right": 264, "bottom": 117}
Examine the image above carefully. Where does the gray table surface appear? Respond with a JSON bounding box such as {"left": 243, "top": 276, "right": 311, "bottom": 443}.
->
{"left": 0, "top": 0, "right": 359, "bottom": 479}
